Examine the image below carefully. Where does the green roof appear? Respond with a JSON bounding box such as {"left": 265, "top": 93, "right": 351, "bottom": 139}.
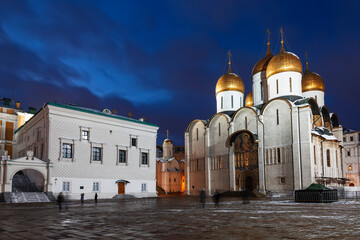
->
{"left": 306, "top": 183, "right": 330, "bottom": 190}
{"left": 15, "top": 102, "right": 158, "bottom": 134}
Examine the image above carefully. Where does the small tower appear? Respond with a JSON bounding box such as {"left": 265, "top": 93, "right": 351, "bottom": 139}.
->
{"left": 215, "top": 51, "right": 245, "bottom": 113}
{"left": 162, "top": 130, "right": 173, "bottom": 159}
{"left": 266, "top": 28, "right": 303, "bottom": 100}
{"left": 302, "top": 53, "right": 325, "bottom": 107}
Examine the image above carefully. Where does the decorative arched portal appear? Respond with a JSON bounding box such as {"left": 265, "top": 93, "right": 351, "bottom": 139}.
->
{"left": 227, "top": 130, "right": 259, "bottom": 191}
{"left": 12, "top": 169, "right": 45, "bottom": 192}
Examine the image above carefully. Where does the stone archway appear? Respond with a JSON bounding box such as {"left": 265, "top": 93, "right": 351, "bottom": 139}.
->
{"left": 12, "top": 169, "right": 45, "bottom": 192}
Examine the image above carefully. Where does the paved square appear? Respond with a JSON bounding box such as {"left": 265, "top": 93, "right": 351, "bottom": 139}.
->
{"left": 0, "top": 197, "right": 359, "bottom": 239}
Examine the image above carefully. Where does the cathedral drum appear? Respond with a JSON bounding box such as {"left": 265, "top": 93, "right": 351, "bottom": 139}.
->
{"left": 233, "top": 132, "right": 259, "bottom": 191}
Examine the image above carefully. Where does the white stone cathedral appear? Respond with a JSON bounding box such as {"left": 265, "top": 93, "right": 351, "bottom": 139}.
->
{"left": 185, "top": 30, "right": 344, "bottom": 196}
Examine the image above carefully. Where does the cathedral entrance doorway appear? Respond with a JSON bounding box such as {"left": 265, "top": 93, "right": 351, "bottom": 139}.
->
{"left": 118, "top": 182, "right": 125, "bottom": 195}
{"left": 227, "top": 130, "right": 259, "bottom": 191}
{"left": 12, "top": 169, "right": 45, "bottom": 192}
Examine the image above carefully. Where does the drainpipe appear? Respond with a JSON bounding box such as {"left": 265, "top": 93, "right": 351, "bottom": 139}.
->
{"left": 321, "top": 139, "right": 325, "bottom": 179}
{"left": 298, "top": 108, "right": 303, "bottom": 189}
{"left": 258, "top": 115, "right": 266, "bottom": 192}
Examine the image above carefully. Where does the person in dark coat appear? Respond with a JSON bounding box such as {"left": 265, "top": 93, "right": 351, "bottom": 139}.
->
{"left": 94, "top": 193, "right": 98, "bottom": 204}
{"left": 200, "top": 188, "right": 206, "bottom": 208}
{"left": 57, "top": 192, "right": 64, "bottom": 211}
{"left": 80, "top": 193, "right": 84, "bottom": 205}
{"left": 213, "top": 189, "right": 220, "bottom": 208}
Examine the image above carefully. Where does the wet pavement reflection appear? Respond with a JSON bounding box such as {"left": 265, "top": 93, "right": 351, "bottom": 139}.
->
{"left": 0, "top": 196, "right": 359, "bottom": 239}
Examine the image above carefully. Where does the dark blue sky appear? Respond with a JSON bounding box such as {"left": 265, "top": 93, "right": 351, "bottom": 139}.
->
{"left": 0, "top": 0, "right": 359, "bottom": 145}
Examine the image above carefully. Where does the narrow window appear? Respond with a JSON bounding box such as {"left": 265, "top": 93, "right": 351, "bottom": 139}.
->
{"left": 350, "top": 136, "right": 354, "bottom": 141}
{"left": 62, "top": 143, "right": 73, "bottom": 158}
{"left": 231, "top": 95, "right": 234, "bottom": 108}
{"left": 92, "top": 182, "right": 99, "bottom": 191}
{"left": 326, "top": 149, "right": 331, "bottom": 167}
{"left": 280, "top": 177, "right": 285, "bottom": 184}
{"left": 119, "top": 150, "right": 126, "bottom": 163}
{"left": 174, "top": 178, "right": 176, "bottom": 182}
{"left": 289, "top": 77, "right": 292, "bottom": 92}
{"left": 141, "top": 183, "right": 147, "bottom": 192}
{"left": 315, "top": 95, "right": 317, "bottom": 102}
{"left": 347, "top": 150, "right": 350, "bottom": 157}
{"left": 276, "top": 109, "right": 279, "bottom": 125}
{"left": 92, "top": 147, "right": 102, "bottom": 161}
{"left": 218, "top": 122, "right": 221, "bottom": 136}
{"left": 131, "top": 138, "right": 137, "bottom": 147}
{"left": 196, "top": 128, "right": 199, "bottom": 141}
{"left": 276, "top": 79, "right": 279, "bottom": 94}
{"left": 141, "top": 152, "right": 148, "bottom": 165}
{"left": 219, "top": 156, "right": 222, "bottom": 169}
{"left": 277, "top": 148, "right": 281, "bottom": 163}
{"left": 260, "top": 82, "right": 263, "bottom": 100}
{"left": 245, "top": 117, "right": 248, "bottom": 130}
{"left": 314, "top": 146, "right": 316, "bottom": 165}
{"left": 221, "top": 96, "right": 223, "bottom": 109}
{"left": 336, "top": 150, "right": 338, "bottom": 168}
{"left": 169, "top": 178, "right": 171, "bottom": 182}
{"left": 343, "top": 137, "right": 346, "bottom": 142}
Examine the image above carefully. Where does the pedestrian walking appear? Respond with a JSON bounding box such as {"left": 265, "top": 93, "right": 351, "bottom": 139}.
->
{"left": 80, "top": 193, "right": 84, "bottom": 205}
{"left": 94, "top": 193, "right": 98, "bottom": 204}
{"left": 200, "top": 188, "right": 206, "bottom": 208}
{"left": 212, "top": 189, "right": 220, "bottom": 208}
{"left": 57, "top": 192, "right": 64, "bottom": 211}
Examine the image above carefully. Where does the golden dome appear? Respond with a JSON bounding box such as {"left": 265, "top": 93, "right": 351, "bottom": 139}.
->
{"left": 215, "top": 65, "right": 244, "bottom": 95}
{"left": 252, "top": 43, "right": 273, "bottom": 76}
{"left": 163, "top": 138, "right": 173, "bottom": 144}
{"left": 266, "top": 48, "right": 302, "bottom": 78}
{"left": 302, "top": 62, "right": 325, "bottom": 92}
{"left": 245, "top": 92, "right": 253, "bottom": 107}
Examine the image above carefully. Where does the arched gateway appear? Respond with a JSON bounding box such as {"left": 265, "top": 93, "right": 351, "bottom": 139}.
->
{"left": 227, "top": 130, "right": 259, "bottom": 191}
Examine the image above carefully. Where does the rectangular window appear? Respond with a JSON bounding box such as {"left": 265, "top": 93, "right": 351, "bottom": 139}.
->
{"left": 119, "top": 150, "right": 126, "bottom": 163}
{"left": 131, "top": 138, "right": 137, "bottom": 147}
{"left": 62, "top": 182, "right": 70, "bottom": 192}
{"left": 277, "top": 148, "right": 281, "bottom": 163}
{"left": 141, "top": 152, "right": 148, "bottom": 165}
{"left": 276, "top": 109, "right": 279, "bottom": 125}
{"left": 276, "top": 79, "right": 279, "bottom": 94}
{"left": 347, "top": 150, "right": 350, "bottom": 157}
{"left": 62, "top": 143, "right": 73, "bottom": 158}
{"left": 280, "top": 177, "right": 285, "bottom": 184}
{"left": 326, "top": 149, "right": 331, "bottom": 167}
{"left": 231, "top": 95, "right": 234, "bottom": 108}
{"left": 93, "top": 182, "right": 99, "bottom": 191}
{"left": 5, "top": 121, "right": 14, "bottom": 141}
{"left": 289, "top": 77, "right": 292, "bottom": 92}
{"left": 81, "top": 130, "right": 89, "bottom": 140}
{"left": 169, "top": 178, "right": 171, "bottom": 182}
{"left": 343, "top": 137, "right": 346, "bottom": 142}
{"left": 174, "top": 178, "right": 176, "bottom": 182}
{"left": 141, "top": 183, "right": 147, "bottom": 192}
{"left": 92, "top": 147, "right": 102, "bottom": 161}
{"left": 350, "top": 136, "right": 354, "bottom": 141}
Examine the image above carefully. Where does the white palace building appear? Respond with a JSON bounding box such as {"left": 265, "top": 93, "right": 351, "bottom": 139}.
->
{"left": 185, "top": 30, "right": 344, "bottom": 196}
{"left": 0, "top": 102, "right": 158, "bottom": 201}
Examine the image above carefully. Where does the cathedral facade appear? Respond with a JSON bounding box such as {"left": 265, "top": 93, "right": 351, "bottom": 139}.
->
{"left": 185, "top": 30, "right": 344, "bottom": 196}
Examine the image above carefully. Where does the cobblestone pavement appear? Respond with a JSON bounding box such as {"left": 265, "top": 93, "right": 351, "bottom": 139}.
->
{"left": 0, "top": 197, "right": 359, "bottom": 240}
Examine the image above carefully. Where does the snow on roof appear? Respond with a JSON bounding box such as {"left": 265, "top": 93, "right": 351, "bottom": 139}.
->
{"left": 311, "top": 127, "right": 339, "bottom": 141}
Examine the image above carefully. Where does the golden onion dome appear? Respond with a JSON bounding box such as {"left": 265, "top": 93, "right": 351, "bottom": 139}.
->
{"left": 252, "top": 43, "right": 273, "bottom": 76}
{"left": 302, "top": 61, "right": 325, "bottom": 92}
{"left": 163, "top": 138, "right": 173, "bottom": 144}
{"left": 215, "top": 64, "right": 245, "bottom": 95}
{"left": 245, "top": 91, "right": 253, "bottom": 107}
{"left": 266, "top": 47, "right": 302, "bottom": 79}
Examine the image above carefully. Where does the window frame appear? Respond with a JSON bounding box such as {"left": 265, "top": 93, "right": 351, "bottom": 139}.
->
{"left": 141, "top": 183, "right": 147, "bottom": 192}
{"left": 62, "top": 143, "right": 73, "bottom": 159}
{"left": 92, "top": 182, "right": 100, "bottom": 192}
{"left": 62, "top": 181, "right": 70, "bottom": 192}
{"left": 141, "top": 152, "right": 148, "bottom": 165}
{"left": 92, "top": 147, "right": 102, "bottom": 162}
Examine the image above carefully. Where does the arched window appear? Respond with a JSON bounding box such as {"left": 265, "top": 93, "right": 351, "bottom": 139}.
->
{"left": 326, "top": 149, "right": 331, "bottom": 167}
{"left": 260, "top": 82, "right": 263, "bottom": 100}
{"left": 276, "top": 79, "right": 279, "bottom": 94}
{"left": 276, "top": 109, "right": 279, "bottom": 125}
{"left": 277, "top": 148, "right": 281, "bottom": 163}
{"left": 289, "top": 77, "right": 292, "bottom": 92}
{"left": 196, "top": 128, "right": 199, "bottom": 141}
{"left": 221, "top": 96, "right": 223, "bottom": 109}
{"left": 231, "top": 95, "right": 234, "bottom": 108}
{"left": 315, "top": 95, "right": 317, "bottom": 102}
{"left": 245, "top": 117, "right": 248, "bottom": 130}
{"left": 218, "top": 122, "right": 221, "bottom": 136}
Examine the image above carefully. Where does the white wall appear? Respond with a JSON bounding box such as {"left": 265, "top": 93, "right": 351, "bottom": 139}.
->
{"left": 267, "top": 72, "right": 302, "bottom": 100}
{"left": 302, "top": 91, "right": 325, "bottom": 108}
{"left": 216, "top": 90, "right": 244, "bottom": 113}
